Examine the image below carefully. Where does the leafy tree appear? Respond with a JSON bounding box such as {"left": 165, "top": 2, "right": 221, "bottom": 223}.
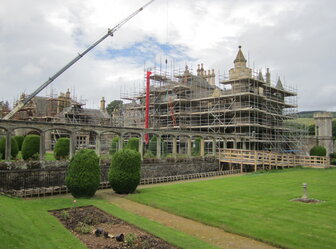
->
{"left": 125, "top": 137, "right": 139, "bottom": 152}
{"left": 109, "top": 149, "right": 141, "bottom": 194}
{"left": 308, "top": 124, "right": 315, "bottom": 136}
{"left": 21, "top": 135, "right": 40, "bottom": 160}
{"left": 65, "top": 149, "right": 100, "bottom": 198}
{"left": 54, "top": 138, "right": 70, "bottom": 160}
{"left": 0, "top": 137, "right": 19, "bottom": 159}
{"left": 106, "top": 100, "right": 123, "bottom": 115}
{"left": 310, "top": 146, "right": 326, "bottom": 157}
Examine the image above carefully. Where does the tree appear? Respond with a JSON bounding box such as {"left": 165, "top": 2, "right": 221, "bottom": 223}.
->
{"left": 0, "top": 137, "right": 19, "bottom": 159}
{"left": 106, "top": 100, "right": 123, "bottom": 115}
{"left": 13, "top": 136, "right": 25, "bottom": 151}
{"left": 65, "top": 149, "right": 100, "bottom": 198}
{"left": 125, "top": 137, "right": 139, "bottom": 152}
{"left": 308, "top": 124, "right": 315, "bottom": 136}
{"left": 148, "top": 135, "right": 167, "bottom": 156}
{"left": 54, "top": 138, "right": 70, "bottom": 160}
{"left": 148, "top": 135, "right": 157, "bottom": 155}
{"left": 21, "top": 135, "right": 40, "bottom": 160}
{"left": 192, "top": 137, "right": 201, "bottom": 156}
{"left": 109, "top": 136, "right": 119, "bottom": 155}
{"left": 109, "top": 149, "right": 141, "bottom": 194}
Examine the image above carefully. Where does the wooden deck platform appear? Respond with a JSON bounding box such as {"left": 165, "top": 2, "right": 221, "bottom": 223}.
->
{"left": 219, "top": 149, "right": 331, "bottom": 171}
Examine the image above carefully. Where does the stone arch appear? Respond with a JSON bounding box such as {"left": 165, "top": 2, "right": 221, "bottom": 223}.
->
{"left": 100, "top": 130, "right": 121, "bottom": 155}
{"left": 42, "top": 127, "right": 72, "bottom": 151}
{"left": 12, "top": 127, "right": 42, "bottom": 136}
{"left": 0, "top": 126, "right": 8, "bottom": 133}
{"left": 143, "top": 132, "right": 163, "bottom": 159}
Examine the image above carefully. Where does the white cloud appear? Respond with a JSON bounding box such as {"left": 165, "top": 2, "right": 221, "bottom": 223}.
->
{"left": 0, "top": 0, "right": 335, "bottom": 111}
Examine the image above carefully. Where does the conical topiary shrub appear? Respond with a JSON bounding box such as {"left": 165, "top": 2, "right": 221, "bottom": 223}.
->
{"left": 21, "top": 135, "right": 40, "bottom": 160}
{"left": 65, "top": 149, "right": 100, "bottom": 198}
{"left": 0, "top": 137, "right": 19, "bottom": 160}
{"left": 109, "top": 149, "right": 141, "bottom": 194}
{"left": 54, "top": 137, "right": 70, "bottom": 160}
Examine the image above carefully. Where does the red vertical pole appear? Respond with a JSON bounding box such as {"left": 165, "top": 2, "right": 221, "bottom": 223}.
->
{"left": 145, "top": 71, "right": 151, "bottom": 144}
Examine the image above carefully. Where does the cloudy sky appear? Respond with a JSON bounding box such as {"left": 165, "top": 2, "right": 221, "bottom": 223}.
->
{"left": 0, "top": 0, "right": 335, "bottom": 111}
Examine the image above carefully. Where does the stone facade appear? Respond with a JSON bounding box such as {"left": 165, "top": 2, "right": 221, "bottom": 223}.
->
{"left": 314, "top": 112, "right": 334, "bottom": 155}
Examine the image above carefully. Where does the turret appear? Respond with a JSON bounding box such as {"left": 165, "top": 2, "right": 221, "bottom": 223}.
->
{"left": 265, "top": 68, "right": 271, "bottom": 85}
{"left": 228, "top": 46, "right": 252, "bottom": 80}
{"left": 276, "top": 77, "right": 284, "bottom": 90}
{"left": 100, "top": 97, "right": 106, "bottom": 111}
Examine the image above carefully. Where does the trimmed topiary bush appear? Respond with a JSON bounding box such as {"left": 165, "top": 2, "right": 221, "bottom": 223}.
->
{"left": 0, "top": 137, "right": 19, "bottom": 159}
{"left": 310, "top": 145, "right": 327, "bottom": 157}
{"left": 109, "top": 149, "right": 141, "bottom": 194}
{"left": 109, "top": 136, "right": 119, "bottom": 155}
{"left": 13, "top": 136, "right": 24, "bottom": 151}
{"left": 149, "top": 135, "right": 157, "bottom": 155}
{"left": 65, "top": 149, "right": 100, "bottom": 198}
{"left": 54, "top": 138, "right": 70, "bottom": 160}
{"left": 125, "top": 137, "right": 139, "bottom": 152}
{"left": 192, "top": 137, "right": 201, "bottom": 156}
{"left": 21, "top": 135, "right": 40, "bottom": 160}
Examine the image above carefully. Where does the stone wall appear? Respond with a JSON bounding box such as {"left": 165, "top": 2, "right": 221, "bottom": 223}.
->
{"left": 140, "top": 158, "right": 218, "bottom": 178}
{"left": 0, "top": 157, "right": 219, "bottom": 179}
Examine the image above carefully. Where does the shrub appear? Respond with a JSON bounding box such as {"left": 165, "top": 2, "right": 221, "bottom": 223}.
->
{"left": 308, "top": 124, "right": 315, "bottom": 136}
{"left": 192, "top": 137, "right": 201, "bottom": 156}
{"left": 13, "top": 136, "right": 24, "bottom": 151}
{"left": 310, "top": 145, "right": 326, "bottom": 157}
{"left": 148, "top": 135, "right": 167, "bottom": 156}
{"left": 0, "top": 137, "right": 19, "bottom": 160}
{"left": 65, "top": 149, "right": 100, "bottom": 198}
{"left": 125, "top": 137, "right": 139, "bottom": 152}
{"left": 148, "top": 135, "right": 157, "bottom": 155}
{"left": 54, "top": 138, "right": 70, "bottom": 160}
{"left": 144, "top": 150, "right": 155, "bottom": 158}
{"left": 109, "top": 136, "right": 119, "bottom": 155}
{"left": 109, "top": 149, "right": 141, "bottom": 194}
{"left": 22, "top": 135, "right": 40, "bottom": 160}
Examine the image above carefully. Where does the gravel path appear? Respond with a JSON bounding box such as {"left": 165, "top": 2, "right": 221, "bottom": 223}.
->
{"left": 97, "top": 184, "right": 277, "bottom": 249}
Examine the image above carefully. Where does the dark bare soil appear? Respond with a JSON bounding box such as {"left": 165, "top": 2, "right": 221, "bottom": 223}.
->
{"left": 51, "top": 205, "right": 179, "bottom": 249}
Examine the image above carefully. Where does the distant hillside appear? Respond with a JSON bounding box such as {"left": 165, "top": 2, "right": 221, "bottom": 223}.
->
{"left": 297, "top": 111, "right": 336, "bottom": 118}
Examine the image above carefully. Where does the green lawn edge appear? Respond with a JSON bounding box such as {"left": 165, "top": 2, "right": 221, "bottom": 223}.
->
{"left": 127, "top": 168, "right": 336, "bottom": 249}
{"left": 0, "top": 196, "right": 219, "bottom": 249}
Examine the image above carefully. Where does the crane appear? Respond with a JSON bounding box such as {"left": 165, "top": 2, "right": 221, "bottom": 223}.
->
{"left": 4, "top": 0, "right": 155, "bottom": 120}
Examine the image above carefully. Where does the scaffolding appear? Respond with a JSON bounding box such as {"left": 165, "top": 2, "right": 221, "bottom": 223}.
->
{"left": 120, "top": 47, "right": 306, "bottom": 154}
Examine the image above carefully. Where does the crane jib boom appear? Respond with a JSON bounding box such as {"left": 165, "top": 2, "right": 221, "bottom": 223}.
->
{"left": 4, "top": 0, "right": 155, "bottom": 120}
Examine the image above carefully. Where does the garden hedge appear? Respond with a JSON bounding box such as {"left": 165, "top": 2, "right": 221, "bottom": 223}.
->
{"left": 21, "top": 135, "right": 40, "bottom": 160}
{"left": 125, "top": 137, "right": 139, "bottom": 152}
{"left": 13, "top": 135, "right": 24, "bottom": 151}
{"left": 109, "top": 136, "right": 119, "bottom": 155}
{"left": 0, "top": 137, "right": 19, "bottom": 159}
{"left": 109, "top": 149, "right": 141, "bottom": 194}
{"left": 54, "top": 137, "right": 70, "bottom": 160}
{"left": 310, "top": 145, "right": 327, "bottom": 157}
{"left": 65, "top": 149, "right": 100, "bottom": 198}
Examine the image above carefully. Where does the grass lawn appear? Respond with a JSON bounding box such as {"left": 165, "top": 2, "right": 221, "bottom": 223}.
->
{"left": 0, "top": 195, "right": 218, "bottom": 249}
{"left": 128, "top": 168, "right": 336, "bottom": 249}
{"left": 14, "top": 151, "right": 56, "bottom": 161}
